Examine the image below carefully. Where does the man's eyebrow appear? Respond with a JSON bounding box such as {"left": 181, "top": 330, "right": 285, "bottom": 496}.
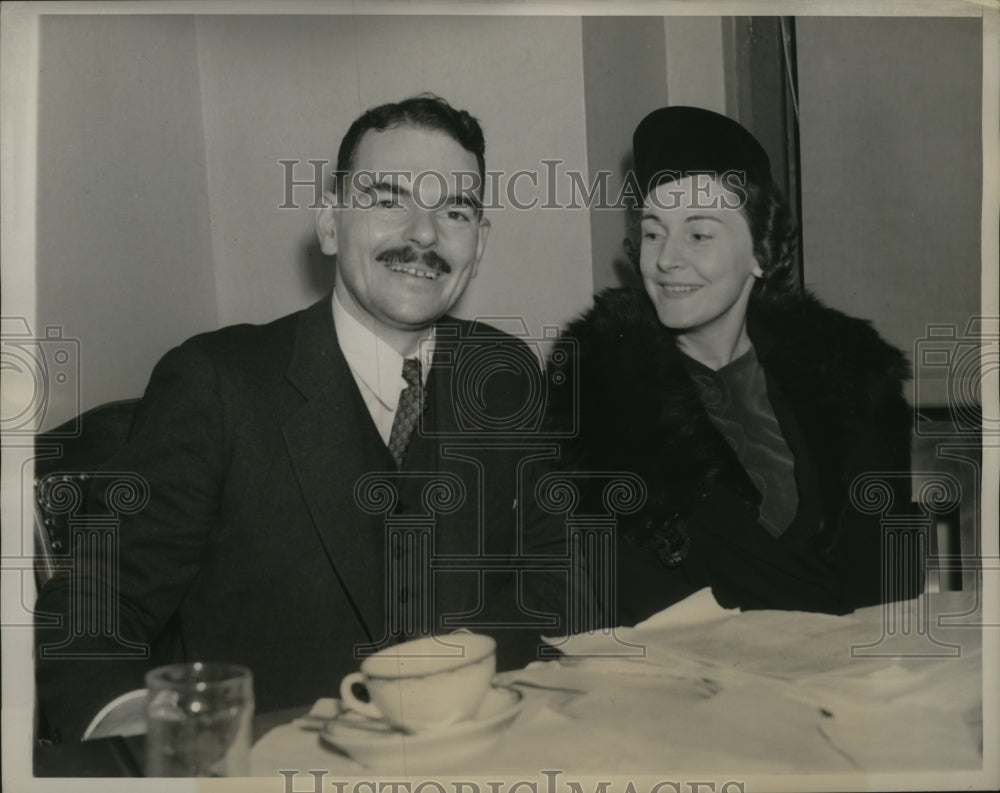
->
{"left": 366, "top": 181, "right": 411, "bottom": 197}
{"left": 367, "top": 181, "right": 482, "bottom": 210}
{"left": 448, "top": 193, "right": 482, "bottom": 211}
{"left": 640, "top": 212, "right": 664, "bottom": 223}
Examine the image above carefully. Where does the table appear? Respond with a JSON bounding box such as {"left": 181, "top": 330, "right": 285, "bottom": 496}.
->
{"left": 31, "top": 589, "right": 985, "bottom": 779}
{"left": 250, "top": 589, "right": 985, "bottom": 777}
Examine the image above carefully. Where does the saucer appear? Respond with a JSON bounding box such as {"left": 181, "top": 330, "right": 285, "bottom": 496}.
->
{"left": 320, "top": 686, "right": 523, "bottom": 770}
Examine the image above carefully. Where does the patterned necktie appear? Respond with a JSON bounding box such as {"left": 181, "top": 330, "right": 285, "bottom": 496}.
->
{"left": 387, "top": 358, "right": 423, "bottom": 467}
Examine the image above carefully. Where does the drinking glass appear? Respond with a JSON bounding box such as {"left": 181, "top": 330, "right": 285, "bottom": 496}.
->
{"left": 144, "top": 662, "right": 254, "bottom": 777}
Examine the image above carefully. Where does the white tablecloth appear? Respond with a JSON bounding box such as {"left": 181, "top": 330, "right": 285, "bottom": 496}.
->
{"left": 251, "top": 589, "right": 983, "bottom": 777}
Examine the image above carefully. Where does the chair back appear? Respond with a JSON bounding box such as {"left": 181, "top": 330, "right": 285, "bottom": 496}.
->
{"left": 34, "top": 399, "right": 139, "bottom": 586}
{"left": 911, "top": 415, "right": 981, "bottom": 593}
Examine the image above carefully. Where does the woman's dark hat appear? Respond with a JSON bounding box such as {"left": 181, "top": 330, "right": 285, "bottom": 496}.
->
{"left": 632, "top": 106, "right": 771, "bottom": 198}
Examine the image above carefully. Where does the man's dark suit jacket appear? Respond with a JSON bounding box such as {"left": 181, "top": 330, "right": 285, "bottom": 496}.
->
{"left": 35, "top": 296, "right": 572, "bottom": 742}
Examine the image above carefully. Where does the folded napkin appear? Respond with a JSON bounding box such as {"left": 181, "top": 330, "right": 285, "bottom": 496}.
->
{"left": 499, "top": 657, "right": 856, "bottom": 773}
{"left": 510, "top": 589, "right": 984, "bottom": 774}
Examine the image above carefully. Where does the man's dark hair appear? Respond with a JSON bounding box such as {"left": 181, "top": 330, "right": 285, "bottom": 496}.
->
{"left": 335, "top": 93, "right": 486, "bottom": 198}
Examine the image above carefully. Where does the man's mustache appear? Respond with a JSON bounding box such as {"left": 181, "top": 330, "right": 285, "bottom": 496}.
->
{"left": 376, "top": 247, "right": 452, "bottom": 274}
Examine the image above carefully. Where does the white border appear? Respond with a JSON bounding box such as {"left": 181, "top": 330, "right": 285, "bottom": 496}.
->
{"left": 2, "top": 2, "right": 997, "bottom": 792}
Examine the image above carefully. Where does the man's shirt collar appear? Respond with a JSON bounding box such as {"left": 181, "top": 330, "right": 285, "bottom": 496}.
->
{"left": 331, "top": 291, "right": 434, "bottom": 411}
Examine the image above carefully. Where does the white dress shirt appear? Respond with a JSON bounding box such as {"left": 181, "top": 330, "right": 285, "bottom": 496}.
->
{"left": 331, "top": 291, "right": 434, "bottom": 445}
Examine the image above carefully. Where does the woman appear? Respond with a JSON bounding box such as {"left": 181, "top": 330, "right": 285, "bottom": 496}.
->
{"left": 548, "top": 106, "right": 918, "bottom": 626}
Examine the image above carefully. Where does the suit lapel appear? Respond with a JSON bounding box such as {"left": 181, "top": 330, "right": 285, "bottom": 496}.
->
{"left": 281, "top": 297, "right": 388, "bottom": 642}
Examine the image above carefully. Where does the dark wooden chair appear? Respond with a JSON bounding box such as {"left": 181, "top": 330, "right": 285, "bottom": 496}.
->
{"left": 34, "top": 399, "right": 140, "bottom": 586}
{"left": 33, "top": 399, "right": 141, "bottom": 746}
{"left": 911, "top": 412, "right": 982, "bottom": 593}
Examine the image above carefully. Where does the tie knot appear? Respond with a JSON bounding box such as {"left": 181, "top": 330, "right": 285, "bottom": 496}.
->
{"left": 402, "top": 358, "right": 421, "bottom": 388}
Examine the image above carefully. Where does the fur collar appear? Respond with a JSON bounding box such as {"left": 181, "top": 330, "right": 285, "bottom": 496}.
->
{"left": 547, "top": 287, "right": 911, "bottom": 531}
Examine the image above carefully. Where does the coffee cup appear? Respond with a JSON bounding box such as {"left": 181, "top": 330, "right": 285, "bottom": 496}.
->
{"left": 339, "top": 633, "right": 496, "bottom": 732}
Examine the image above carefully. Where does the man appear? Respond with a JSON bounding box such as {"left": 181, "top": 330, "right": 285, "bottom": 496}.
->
{"left": 35, "top": 95, "right": 573, "bottom": 742}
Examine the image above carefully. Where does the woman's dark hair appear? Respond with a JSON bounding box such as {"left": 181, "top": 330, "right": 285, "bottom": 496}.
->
{"left": 741, "top": 178, "right": 798, "bottom": 296}
{"left": 335, "top": 93, "right": 486, "bottom": 195}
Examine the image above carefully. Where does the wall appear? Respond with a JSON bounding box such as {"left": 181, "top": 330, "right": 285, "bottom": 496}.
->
{"left": 196, "top": 14, "right": 593, "bottom": 339}
{"left": 32, "top": 13, "right": 987, "bottom": 424}
{"left": 34, "top": 15, "right": 594, "bottom": 431}
{"left": 797, "top": 16, "right": 983, "bottom": 407}
{"left": 35, "top": 16, "right": 218, "bottom": 428}
{"left": 663, "top": 16, "right": 727, "bottom": 114}
{"left": 581, "top": 17, "right": 668, "bottom": 294}
{"left": 583, "top": 16, "right": 728, "bottom": 293}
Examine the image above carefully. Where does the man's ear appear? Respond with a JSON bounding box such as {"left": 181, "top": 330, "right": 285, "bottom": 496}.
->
{"left": 316, "top": 190, "right": 339, "bottom": 256}
{"left": 470, "top": 217, "right": 491, "bottom": 278}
